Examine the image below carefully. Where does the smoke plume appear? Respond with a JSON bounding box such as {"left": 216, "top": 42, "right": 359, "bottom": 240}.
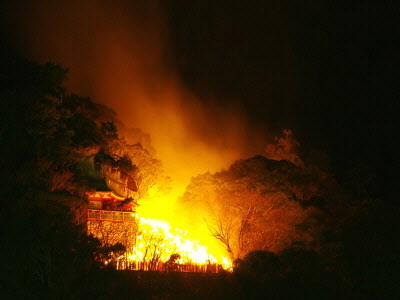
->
{"left": 7, "top": 0, "right": 267, "bottom": 196}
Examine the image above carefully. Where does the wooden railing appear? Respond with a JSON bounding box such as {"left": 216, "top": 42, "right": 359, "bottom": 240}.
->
{"left": 114, "top": 260, "right": 225, "bottom": 273}
{"left": 88, "top": 209, "right": 137, "bottom": 223}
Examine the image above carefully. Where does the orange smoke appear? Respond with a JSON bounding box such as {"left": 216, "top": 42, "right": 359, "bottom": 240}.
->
{"left": 11, "top": 0, "right": 267, "bottom": 190}
{"left": 10, "top": 0, "right": 268, "bottom": 257}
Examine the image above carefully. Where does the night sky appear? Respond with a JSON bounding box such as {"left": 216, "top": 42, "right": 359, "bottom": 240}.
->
{"left": 165, "top": 2, "right": 397, "bottom": 172}
{"left": 1, "top": 1, "right": 396, "bottom": 201}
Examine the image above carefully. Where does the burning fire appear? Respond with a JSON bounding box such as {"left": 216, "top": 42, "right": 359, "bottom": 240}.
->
{"left": 87, "top": 177, "right": 232, "bottom": 272}
{"left": 90, "top": 211, "right": 232, "bottom": 272}
{"left": 128, "top": 216, "right": 231, "bottom": 269}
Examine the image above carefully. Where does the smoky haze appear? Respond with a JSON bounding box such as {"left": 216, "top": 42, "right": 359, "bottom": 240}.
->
{"left": 7, "top": 0, "right": 269, "bottom": 193}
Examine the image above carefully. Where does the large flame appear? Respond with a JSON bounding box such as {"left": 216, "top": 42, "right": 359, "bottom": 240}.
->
{"left": 89, "top": 210, "right": 232, "bottom": 271}
{"left": 88, "top": 188, "right": 232, "bottom": 271}
{"left": 135, "top": 184, "right": 231, "bottom": 265}
{"left": 127, "top": 215, "right": 231, "bottom": 270}
{"left": 11, "top": 1, "right": 266, "bottom": 271}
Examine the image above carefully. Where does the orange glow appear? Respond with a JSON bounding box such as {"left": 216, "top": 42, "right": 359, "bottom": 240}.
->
{"left": 135, "top": 185, "right": 232, "bottom": 266}
{"left": 129, "top": 216, "right": 231, "bottom": 270}
{"left": 87, "top": 189, "right": 233, "bottom": 271}
{"left": 88, "top": 210, "right": 232, "bottom": 271}
{"left": 15, "top": 1, "right": 268, "bottom": 272}
{"left": 12, "top": 0, "right": 268, "bottom": 197}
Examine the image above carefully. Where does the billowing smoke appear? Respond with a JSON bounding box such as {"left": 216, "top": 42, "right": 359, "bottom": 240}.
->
{"left": 8, "top": 0, "right": 267, "bottom": 196}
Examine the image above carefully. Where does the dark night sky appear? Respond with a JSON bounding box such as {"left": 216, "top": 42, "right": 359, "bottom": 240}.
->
{"left": 1, "top": 1, "right": 397, "bottom": 200}
{"left": 165, "top": 2, "right": 396, "bottom": 147}
{"left": 163, "top": 1, "right": 397, "bottom": 199}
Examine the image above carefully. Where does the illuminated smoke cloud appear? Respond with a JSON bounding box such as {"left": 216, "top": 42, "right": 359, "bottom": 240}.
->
{"left": 9, "top": 0, "right": 267, "bottom": 196}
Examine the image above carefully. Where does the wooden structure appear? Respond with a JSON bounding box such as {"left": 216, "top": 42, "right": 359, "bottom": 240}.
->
{"left": 87, "top": 191, "right": 139, "bottom": 223}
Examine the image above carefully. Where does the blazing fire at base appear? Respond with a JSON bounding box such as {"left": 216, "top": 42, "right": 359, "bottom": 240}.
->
{"left": 88, "top": 216, "right": 231, "bottom": 272}
{"left": 87, "top": 192, "right": 231, "bottom": 272}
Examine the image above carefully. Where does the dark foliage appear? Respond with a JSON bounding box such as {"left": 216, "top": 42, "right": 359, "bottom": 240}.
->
{"left": 0, "top": 51, "right": 397, "bottom": 299}
{"left": 0, "top": 55, "right": 120, "bottom": 297}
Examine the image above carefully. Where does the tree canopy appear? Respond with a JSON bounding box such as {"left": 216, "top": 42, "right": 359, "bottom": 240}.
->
{"left": 180, "top": 154, "right": 339, "bottom": 260}
{"left": 0, "top": 55, "right": 166, "bottom": 297}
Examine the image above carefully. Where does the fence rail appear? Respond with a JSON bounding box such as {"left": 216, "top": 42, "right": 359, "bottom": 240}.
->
{"left": 114, "top": 260, "right": 225, "bottom": 273}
